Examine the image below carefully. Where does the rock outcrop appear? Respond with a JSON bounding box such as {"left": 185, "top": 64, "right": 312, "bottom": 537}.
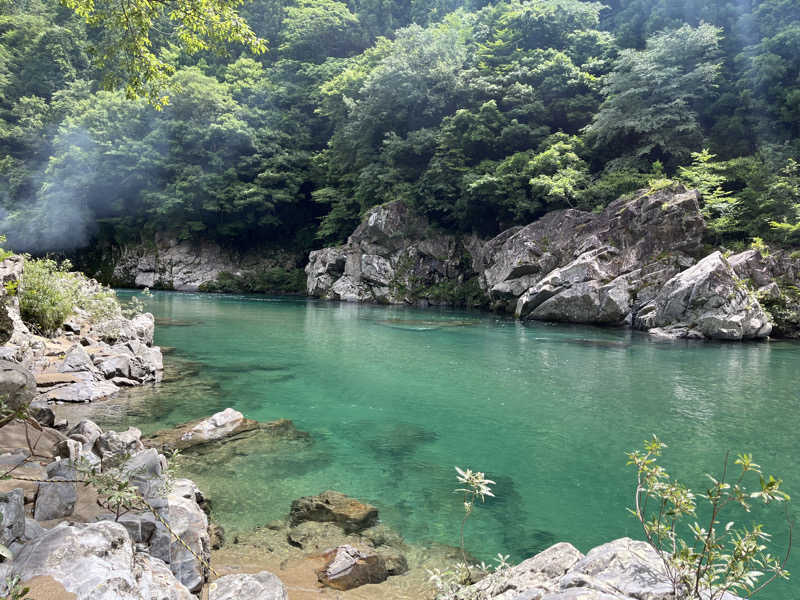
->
{"left": 106, "top": 234, "right": 301, "bottom": 292}
{"left": 446, "top": 537, "right": 741, "bottom": 600}
{"left": 0, "top": 520, "right": 194, "bottom": 600}
{"left": 634, "top": 251, "right": 772, "bottom": 340}
{"left": 0, "top": 256, "right": 164, "bottom": 413}
{"left": 481, "top": 186, "right": 704, "bottom": 323}
{"left": 307, "top": 187, "right": 794, "bottom": 340}
{"left": 306, "top": 201, "right": 482, "bottom": 305}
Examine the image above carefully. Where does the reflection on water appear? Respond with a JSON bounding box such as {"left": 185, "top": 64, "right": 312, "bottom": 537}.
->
{"left": 81, "top": 291, "right": 800, "bottom": 600}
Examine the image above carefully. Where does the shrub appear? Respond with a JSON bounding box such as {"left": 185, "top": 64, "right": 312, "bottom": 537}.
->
{"left": 627, "top": 436, "right": 791, "bottom": 600}
{"left": 19, "top": 257, "right": 122, "bottom": 335}
{"left": 19, "top": 258, "right": 79, "bottom": 335}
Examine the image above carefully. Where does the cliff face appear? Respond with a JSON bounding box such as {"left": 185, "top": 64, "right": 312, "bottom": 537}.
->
{"left": 102, "top": 234, "right": 301, "bottom": 292}
{"left": 307, "top": 187, "right": 797, "bottom": 340}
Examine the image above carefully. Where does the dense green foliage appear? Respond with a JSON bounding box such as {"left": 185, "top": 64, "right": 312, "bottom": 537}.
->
{"left": 1, "top": 0, "right": 799, "bottom": 254}
{"left": 19, "top": 256, "right": 118, "bottom": 334}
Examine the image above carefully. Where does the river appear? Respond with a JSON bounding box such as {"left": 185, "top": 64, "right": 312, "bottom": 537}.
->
{"left": 89, "top": 291, "right": 800, "bottom": 599}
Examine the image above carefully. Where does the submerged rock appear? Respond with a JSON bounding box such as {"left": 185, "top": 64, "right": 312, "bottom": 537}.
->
{"left": 145, "top": 408, "right": 267, "bottom": 451}
{"left": 289, "top": 490, "right": 379, "bottom": 533}
{"left": 209, "top": 571, "right": 288, "bottom": 600}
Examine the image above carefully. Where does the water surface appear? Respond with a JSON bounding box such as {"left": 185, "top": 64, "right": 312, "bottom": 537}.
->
{"left": 101, "top": 291, "right": 799, "bottom": 598}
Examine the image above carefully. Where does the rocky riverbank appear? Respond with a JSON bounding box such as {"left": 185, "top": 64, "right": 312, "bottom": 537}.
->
{"left": 306, "top": 186, "right": 800, "bottom": 340}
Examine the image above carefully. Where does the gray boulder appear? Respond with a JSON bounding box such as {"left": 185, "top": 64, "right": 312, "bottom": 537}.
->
{"left": 34, "top": 461, "right": 78, "bottom": 521}
{"left": 93, "top": 312, "right": 155, "bottom": 346}
{"left": 635, "top": 252, "right": 772, "bottom": 340}
{"left": 166, "top": 480, "right": 211, "bottom": 592}
{"left": 58, "top": 344, "right": 96, "bottom": 374}
{"left": 0, "top": 520, "right": 193, "bottom": 600}
{"left": 94, "top": 427, "right": 145, "bottom": 466}
{"left": 0, "top": 360, "right": 36, "bottom": 413}
{"left": 0, "top": 488, "right": 25, "bottom": 545}
{"left": 448, "top": 542, "right": 583, "bottom": 599}
{"left": 209, "top": 571, "right": 288, "bottom": 600}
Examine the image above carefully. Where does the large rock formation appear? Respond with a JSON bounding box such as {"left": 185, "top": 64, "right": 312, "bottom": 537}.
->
{"left": 306, "top": 201, "right": 482, "bottom": 305}
{"left": 107, "top": 234, "right": 301, "bottom": 292}
{"left": 446, "top": 537, "right": 741, "bottom": 600}
{"left": 481, "top": 187, "right": 704, "bottom": 323}
{"left": 307, "top": 187, "right": 794, "bottom": 339}
{"left": 0, "top": 520, "right": 194, "bottom": 600}
{"left": 634, "top": 251, "right": 772, "bottom": 340}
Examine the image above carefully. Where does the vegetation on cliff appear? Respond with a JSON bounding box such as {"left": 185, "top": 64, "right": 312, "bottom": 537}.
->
{"left": 0, "top": 0, "right": 798, "bottom": 256}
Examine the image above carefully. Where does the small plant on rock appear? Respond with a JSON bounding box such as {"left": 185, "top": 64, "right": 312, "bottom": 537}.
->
{"left": 627, "top": 436, "right": 792, "bottom": 599}
{"left": 455, "top": 466, "right": 495, "bottom": 562}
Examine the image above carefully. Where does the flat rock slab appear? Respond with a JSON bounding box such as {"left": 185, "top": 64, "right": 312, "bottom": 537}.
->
{"left": 40, "top": 380, "right": 119, "bottom": 403}
{"left": 290, "top": 490, "right": 378, "bottom": 533}
{"left": 209, "top": 571, "right": 288, "bottom": 600}
{"left": 35, "top": 373, "right": 79, "bottom": 387}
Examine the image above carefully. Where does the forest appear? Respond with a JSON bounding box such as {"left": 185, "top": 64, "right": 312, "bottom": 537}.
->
{"left": 1, "top": 0, "right": 799, "bottom": 255}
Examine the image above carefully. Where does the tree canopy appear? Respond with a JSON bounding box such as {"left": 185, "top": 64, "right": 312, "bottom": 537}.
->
{"left": 1, "top": 0, "right": 799, "bottom": 253}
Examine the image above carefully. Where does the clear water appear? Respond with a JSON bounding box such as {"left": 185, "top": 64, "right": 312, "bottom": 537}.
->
{"left": 104, "top": 291, "right": 799, "bottom": 598}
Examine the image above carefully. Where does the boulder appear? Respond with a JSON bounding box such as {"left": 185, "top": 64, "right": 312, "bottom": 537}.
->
{"left": 316, "top": 544, "right": 388, "bottom": 590}
{"left": 0, "top": 520, "right": 194, "bottom": 600}
{"left": 209, "top": 571, "right": 289, "bottom": 600}
{"left": 94, "top": 427, "right": 145, "bottom": 466}
{"left": 33, "top": 476, "right": 76, "bottom": 521}
{"left": 446, "top": 538, "right": 744, "bottom": 600}
{"left": 560, "top": 538, "right": 674, "bottom": 600}
{"left": 0, "top": 488, "right": 25, "bottom": 545}
{"left": 92, "top": 313, "right": 155, "bottom": 346}
{"left": 68, "top": 419, "right": 104, "bottom": 448}
{"left": 166, "top": 481, "right": 211, "bottom": 592}
{"left": 34, "top": 461, "right": 78, "bottom": 521}
{"left": 634, "top": 252, "right": 772, "bottom": 340}
{"left": 448, "top": 542, "right": 583, "bottom": 599}
{"left": 28, "top": 397, "right": 55, "bottom": 427}
{"left": 289, "top": 491, "right": 379, "bottom": 533}
{"left": 0, "top": 360, "right": 36, "bottom": 413}
{"left": 58, "top": 344, "right": 96, "bottom": 374}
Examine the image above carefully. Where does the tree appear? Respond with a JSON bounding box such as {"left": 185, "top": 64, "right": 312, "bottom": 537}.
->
{"left": 586, "top": 24, "right": 723, "bottom": 168}
{"left": 58, "top": 0, "right": 266, "bottom": 104}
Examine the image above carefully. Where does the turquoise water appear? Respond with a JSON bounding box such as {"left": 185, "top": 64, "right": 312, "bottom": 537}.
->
{"left": 108, "top": 291, "right": 799, "bottom": 597}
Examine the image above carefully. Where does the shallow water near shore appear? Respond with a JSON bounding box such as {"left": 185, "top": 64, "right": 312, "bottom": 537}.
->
{"left": 94, "top": 291, "right": 799, "bottom": 598}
